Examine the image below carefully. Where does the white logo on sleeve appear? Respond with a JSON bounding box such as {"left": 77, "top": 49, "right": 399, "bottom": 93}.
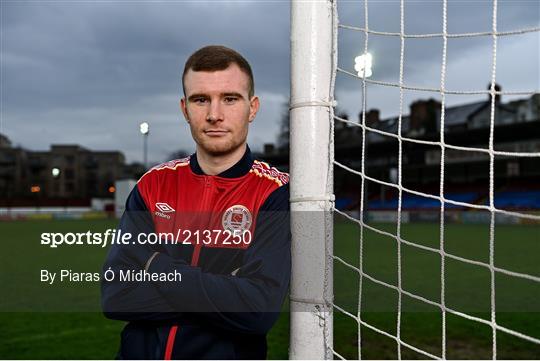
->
{"left": 155, "top": 202, "right": 175, "bottom": 219}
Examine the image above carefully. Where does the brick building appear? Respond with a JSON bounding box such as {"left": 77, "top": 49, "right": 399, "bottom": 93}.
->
{"left": 0, "top": 140, "right": 144, "bottom": 202}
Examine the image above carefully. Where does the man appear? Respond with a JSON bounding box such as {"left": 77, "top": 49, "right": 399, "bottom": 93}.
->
{"left": 101, "top": 45, "right": 290, "bottom": 360}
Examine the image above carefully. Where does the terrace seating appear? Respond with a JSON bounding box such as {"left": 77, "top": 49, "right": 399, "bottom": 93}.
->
{"left": 491, "top": 190, "right": 540, "bottom": 209}
{"left": 368, "top": 192, "right": 479, "bottom": 210}
{"left": 343, "top": 183, "right": 540, "bottom": 211}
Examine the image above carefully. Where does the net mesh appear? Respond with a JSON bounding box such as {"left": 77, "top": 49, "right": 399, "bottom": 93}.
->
{"left": 329, "top": 0, "right": 540, "bottom": 359}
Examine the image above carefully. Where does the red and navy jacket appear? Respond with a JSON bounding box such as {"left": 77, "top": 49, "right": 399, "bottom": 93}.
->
{"left": 101, "top": 146, "right": 291, "bottom": 359}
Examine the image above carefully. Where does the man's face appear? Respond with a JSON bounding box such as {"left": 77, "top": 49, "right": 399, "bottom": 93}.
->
{"left": 181, "top": 64, "right": 259, "bottom": 157}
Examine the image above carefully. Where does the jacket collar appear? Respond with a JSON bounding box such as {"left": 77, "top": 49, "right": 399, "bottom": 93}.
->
{"left": 189, "top": 145, "right": 253, "bottom": 178}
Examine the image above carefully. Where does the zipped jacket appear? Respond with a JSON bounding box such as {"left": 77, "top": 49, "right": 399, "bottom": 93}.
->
{"left": 101, "top": 147, "right": 291, "bottom": 359}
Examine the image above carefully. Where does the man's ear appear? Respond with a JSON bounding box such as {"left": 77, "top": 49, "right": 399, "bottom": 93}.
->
{"left": 180, "top": 97, "right": 189, "bottom": 122}
{"left": 248, "top": 96, "right": 260, "bottom": 123}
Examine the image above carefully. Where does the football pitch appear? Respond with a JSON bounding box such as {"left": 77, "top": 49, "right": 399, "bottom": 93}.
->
{"left": 0, "top": 219, "right": 538, "bottom": 359}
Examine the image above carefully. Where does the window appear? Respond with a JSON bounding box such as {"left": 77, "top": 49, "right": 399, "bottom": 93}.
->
{"left": 507, "top": 162, "right": 520, "bottom": 177}
{"left": 65, "top": 182, "right": 75, "bottom": 192}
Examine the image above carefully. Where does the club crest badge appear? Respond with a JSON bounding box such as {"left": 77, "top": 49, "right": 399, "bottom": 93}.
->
{"left": 222, "top": 205, "right": 252, "bottom": 233}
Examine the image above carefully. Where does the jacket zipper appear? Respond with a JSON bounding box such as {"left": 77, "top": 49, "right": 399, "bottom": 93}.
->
{"left": 164, "top": 176, "right": 211, "bottom": 359}
{"left": 164, "top": 326, "right": 178, "bottom": 360}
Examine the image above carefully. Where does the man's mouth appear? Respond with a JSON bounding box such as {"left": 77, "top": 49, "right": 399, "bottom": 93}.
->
{"left": 204, "top": 129, "right": 229, "bottom": 136}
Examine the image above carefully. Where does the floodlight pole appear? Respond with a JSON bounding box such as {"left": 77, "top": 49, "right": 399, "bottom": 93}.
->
{"left": 143, "top": 133, "right": 148, "bottom": 169}
{"left": 290, "top": 0, "right": 334, "bottom": 359}
{"left": 140, "top": 122, "right": 150, "bottom": 169}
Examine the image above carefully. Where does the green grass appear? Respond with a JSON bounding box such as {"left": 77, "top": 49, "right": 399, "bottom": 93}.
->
{"left": 0, "top": 219, "right": 122, "bottom": 359}
{"left": 332, "top": 218, "right": 540, "bottom": 359}
{"left": 0, "top": 219, "right": 539, "bottom": 359}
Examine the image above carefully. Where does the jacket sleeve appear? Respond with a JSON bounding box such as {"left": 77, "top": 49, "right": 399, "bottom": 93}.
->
{"left": 101, "top": 185, "right": 182, "bottom": 321}
{"left": 149, "top": 184, "right": 290, "bottom": 334}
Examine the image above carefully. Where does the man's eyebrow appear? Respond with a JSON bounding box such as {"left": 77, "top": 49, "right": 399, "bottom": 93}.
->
{"left": 222, "top": 92, "right": 244, "bottom": 99}
{"left": 187, "top": 92, "right": 246, "bottom": 101}
{"left": 187, "top": 93, "right": 209, "bottom": 101}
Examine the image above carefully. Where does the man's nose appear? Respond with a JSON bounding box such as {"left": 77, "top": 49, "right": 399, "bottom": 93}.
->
{"left": 206, "top": 101, "right": 223, "bottom": 123}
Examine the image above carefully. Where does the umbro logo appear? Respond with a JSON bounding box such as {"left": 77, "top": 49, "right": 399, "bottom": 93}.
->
{"left": 156, "top": 203, "right": 175, "bottom": 213}
{"left": 155, "top": 202, "right": 175, "bottom": 219}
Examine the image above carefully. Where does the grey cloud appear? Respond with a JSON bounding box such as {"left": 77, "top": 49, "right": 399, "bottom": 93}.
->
{"left": 335, "top": 0, "right": 539, "bottom": 118}
{"left": 337, "top": 0, "right": 539, "bottom": 86}
{"left": 2, "top": 1, "right": 537, "bottom": 164}
{"left": 4, "top": 2, "right": 290, "bottom": 108}
{"left": 3, "top": 2, "right": 290, "bottom": 162}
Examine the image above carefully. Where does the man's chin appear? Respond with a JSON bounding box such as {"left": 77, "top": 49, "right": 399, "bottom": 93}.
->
{"left": 199, "top": 141, "right": 243, "bottom": 157}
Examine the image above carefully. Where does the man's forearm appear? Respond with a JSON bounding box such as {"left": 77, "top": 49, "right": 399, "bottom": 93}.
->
{"left": 146, "top": 251, "right": 287, "bottom": 334}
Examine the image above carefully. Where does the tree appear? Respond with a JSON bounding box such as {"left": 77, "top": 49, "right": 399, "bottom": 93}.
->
{"left": 277, "top": 102, "right": 290, "bottom": 153}
{"left": 167, "top": 149, "right": 190, "bottom": 161}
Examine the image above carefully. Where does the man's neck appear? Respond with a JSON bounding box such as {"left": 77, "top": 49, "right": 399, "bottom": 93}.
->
{"left": 196, "top": 143, "right": 247, "bottom": 176}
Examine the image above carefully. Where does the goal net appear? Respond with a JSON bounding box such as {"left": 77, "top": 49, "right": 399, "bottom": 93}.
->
{"left": 290, "top": 0, "right": 540, "bottom": 359}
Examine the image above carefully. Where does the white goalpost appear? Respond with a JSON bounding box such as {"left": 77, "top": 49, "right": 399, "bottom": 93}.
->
{"left": 290, "top": 0, "right": 335, "bottom": 359}
{"left": 290, "top": 0, "right": 540, "bottom": 359}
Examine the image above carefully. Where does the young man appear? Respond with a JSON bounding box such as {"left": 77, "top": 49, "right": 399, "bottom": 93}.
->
{"left": 101, "top": 45, "right": 290, "bottom": 359}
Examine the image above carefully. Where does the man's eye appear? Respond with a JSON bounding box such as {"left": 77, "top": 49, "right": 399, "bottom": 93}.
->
{"left": 224, "top": 97, "right": 238, "bottom": 104}
{"left": 193, "top": 98, "right": 208, "bottom": 104}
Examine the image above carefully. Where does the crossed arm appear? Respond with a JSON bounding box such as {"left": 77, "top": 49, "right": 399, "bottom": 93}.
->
{"left": 101, "top": 184, "right": 291, "bottom": 335}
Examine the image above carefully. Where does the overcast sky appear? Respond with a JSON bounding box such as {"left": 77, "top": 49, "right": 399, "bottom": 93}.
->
{"left": 2, "top": 1, "right": 539, "bottom": 164}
